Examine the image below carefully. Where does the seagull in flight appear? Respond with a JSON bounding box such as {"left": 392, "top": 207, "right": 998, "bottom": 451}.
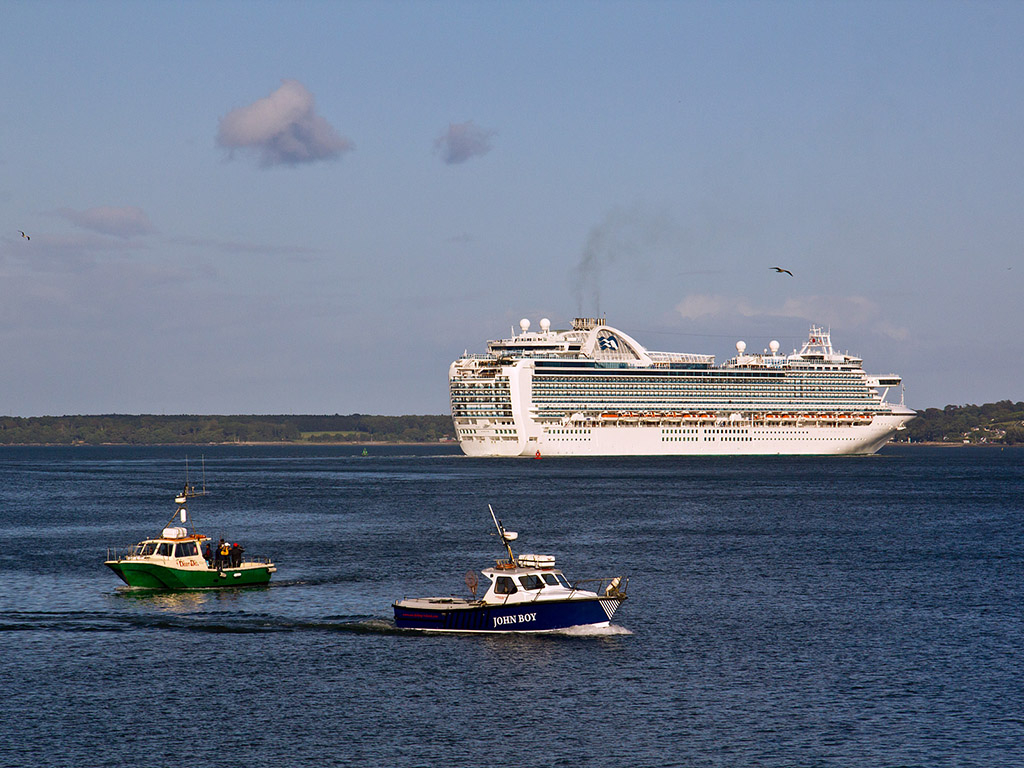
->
{"left": 19, "top": 230, "right": 30, "bottom": 240}
{"left": 771, "top": 266, "right": 793, "bottom": 276}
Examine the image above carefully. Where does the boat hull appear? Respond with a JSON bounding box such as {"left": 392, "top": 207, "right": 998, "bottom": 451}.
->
{"left": 105, "top": 561, "right": 275, "bottom": 590}
{"left": 393, "top": 595, "right": 625, "bottom": 633}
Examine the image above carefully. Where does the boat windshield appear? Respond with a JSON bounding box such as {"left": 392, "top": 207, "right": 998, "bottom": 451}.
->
{"left": 156, "top": 543, "right": 173, "bottom": 557}
{"left": 518, "top": 574, "right": 544, "bottom": 590}
{"left": 135, "top": 542, "right": 157, "bottom": 556}
{"left": 174, "top": 541, "right": 198, "bottom": 558}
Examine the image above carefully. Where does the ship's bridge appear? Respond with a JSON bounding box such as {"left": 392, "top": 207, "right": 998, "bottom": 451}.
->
{"left": 486, "top": 318, "right": 582, "bottom": 358}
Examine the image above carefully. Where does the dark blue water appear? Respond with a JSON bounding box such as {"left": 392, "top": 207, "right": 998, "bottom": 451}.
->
{"left": 1, "top": 445, "right": 1021, "bottom": 767}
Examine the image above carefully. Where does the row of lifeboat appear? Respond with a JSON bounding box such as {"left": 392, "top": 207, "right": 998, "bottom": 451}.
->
{"left": 593, "top": 411, "right": 875, "bottom": 422}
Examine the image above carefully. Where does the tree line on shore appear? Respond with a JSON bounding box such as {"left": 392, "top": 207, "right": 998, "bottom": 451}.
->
{"left": 1, "top": 402, "right": 1022, "bottom": 445}
{"left": 0, "top": 414, "right": 456, "bottom": 445}
{"left": 899, "top": 400, "right": 1024, "bottom": 444}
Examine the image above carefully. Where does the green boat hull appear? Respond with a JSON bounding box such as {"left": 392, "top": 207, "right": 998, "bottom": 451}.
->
{"left": 105, "top": 561, "right": 275, "bottom": 590}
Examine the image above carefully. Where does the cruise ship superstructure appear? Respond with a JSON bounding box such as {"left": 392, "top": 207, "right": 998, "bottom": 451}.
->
{"left": 450, "top": 317, "right": 915, "bottom": 457}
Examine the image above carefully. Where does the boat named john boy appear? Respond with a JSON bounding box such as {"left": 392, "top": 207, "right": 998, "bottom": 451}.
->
{"left": 393, "top": 507, "right": 627, "bottom": 633}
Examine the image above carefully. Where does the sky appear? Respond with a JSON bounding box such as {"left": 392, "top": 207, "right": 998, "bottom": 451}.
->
{"left": 3, "top": 0, "right": 1023, "bottom": 416}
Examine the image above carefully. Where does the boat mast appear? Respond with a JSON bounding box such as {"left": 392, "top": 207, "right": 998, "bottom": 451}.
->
{"left": 169, "top": 456, "right": 208, "bottom": 535}
{"left": 488, "top": 504, "right": 517, "bottom": 565}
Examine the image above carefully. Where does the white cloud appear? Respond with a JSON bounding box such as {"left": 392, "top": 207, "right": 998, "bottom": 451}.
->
{"left": 675, "top": 294, "right": 735, "bottom": 320}
{"left": 674, "top": 293, "right": 909, "bottom": 339}
{"left": 217, "top": 79, "right": 353, "bottom": 167}
{"left": 58, "top": 206, "right": 156, "bottom": 238}
{"left": 434, "top": 120, "right": 495, "bottom": 164}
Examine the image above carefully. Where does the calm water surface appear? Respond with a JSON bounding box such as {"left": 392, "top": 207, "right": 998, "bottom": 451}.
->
{"left": 1, "top": 445, "right": 1021, "bottom": 767}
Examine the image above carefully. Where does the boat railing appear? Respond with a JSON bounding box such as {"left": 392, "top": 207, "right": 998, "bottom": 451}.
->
{"left": 212, "top": 554, "right": 276, "bottom": 569}
{"left": 570, "top": 576, "right": 628, "bottom": 598}
{"left": 106, "top": 546, "right": 134, "bottom": 562}
{"left": 242, "top": 555, "right": 275, "bottom": 566}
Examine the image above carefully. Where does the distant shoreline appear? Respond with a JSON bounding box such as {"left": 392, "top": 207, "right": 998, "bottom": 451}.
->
{"left": 0, "top": 441, "right": 1005, "bottom": 448}
{"left": 0, "top": 441, "right": 455, "bottom": 447}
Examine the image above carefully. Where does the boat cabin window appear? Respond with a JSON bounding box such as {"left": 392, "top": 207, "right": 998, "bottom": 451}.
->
{"left": 494, "top": 576, "right": 518, "bottom": 595}
{"left": 137, "top": 542, "right": 157, "bottom": 556}
{"left": 157, "top": 543, "right": 173, "bottom": 557}
{"left": 518, "top": 574, "right": 544, "bottom": 590}
{"left": 174, "top": 541, "right": 198, "bottom": 558}
{"left": 543, "top": 573, "right": 570, "bottom": 588}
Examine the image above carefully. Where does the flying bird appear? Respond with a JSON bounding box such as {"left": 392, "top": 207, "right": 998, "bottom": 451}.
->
{"left": 19, "top": 230, "right": 30, "bottom": 240}
{"left": 771, "top": 266, "right": 793, "bottom": 276}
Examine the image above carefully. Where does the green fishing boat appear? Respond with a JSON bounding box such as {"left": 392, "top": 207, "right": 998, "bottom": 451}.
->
{"left": 105, "top": 485, "right": 276, "bottom": 590}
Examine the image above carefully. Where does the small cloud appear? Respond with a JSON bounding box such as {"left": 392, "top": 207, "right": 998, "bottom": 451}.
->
{"left": 675, "top": 294, "right": 734, "bottom": 321}
{"left": 57, "top": 206, "right": 156, "bottom": 238}
{"left": 217, "top": 79, "right": 353, "bottom": 167}
{"left": 166, "top": 235, "right": 320, "bottom": 258}
{"left": 674, "top": 293, "right": 908, "bottom": 339}
{"left": 434, "top": 120, "right": 495, "bottom": 164}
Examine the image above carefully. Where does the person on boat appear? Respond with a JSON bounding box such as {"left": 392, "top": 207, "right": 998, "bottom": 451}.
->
{"left": 203, "top": 543, "right": 213, "bottom": 567}
{"left": 230, "top": 542, "right": 244, "bottom": 567}
{"left": 217, "top": 539, "right": 230, "bottom": 570}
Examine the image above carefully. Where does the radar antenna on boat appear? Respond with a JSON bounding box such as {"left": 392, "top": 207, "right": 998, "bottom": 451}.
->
{"left": 169, "top": 456, "right": 210, "bottom": 534}
{"left": 488, "top": 504, "right": 518, "bottom": 566}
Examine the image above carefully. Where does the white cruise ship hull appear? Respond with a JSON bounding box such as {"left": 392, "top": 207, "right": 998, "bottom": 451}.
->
{"left": 458, "top": 415, "right": 911, "bottom": 457}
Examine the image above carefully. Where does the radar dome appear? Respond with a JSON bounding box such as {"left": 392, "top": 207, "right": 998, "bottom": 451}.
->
{"left": 519, "top": 318, "right": 530, "bottom": 332}
{"left": 540, "top": 318, "right": 551, "bottom": 332}
{"left": 736, "top": 340, "right": 746, "bottom": 354}
{"left": 769, "top": 340, "right": 780, "bottom": 354}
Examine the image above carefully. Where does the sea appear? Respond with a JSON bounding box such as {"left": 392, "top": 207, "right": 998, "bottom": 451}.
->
{"left": 0, "top": 444, "right": 1021, "bottom": 767}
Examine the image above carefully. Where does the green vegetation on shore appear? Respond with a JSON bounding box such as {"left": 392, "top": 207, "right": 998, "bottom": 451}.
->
{"left": 0, "top": 414, "right": 455, "bottom": 445}
{"left": 899, "top": 400, "right": 1024, "bottom": 445}
{"left": 1, "top": 402, "right": 1022, "bottom": 445}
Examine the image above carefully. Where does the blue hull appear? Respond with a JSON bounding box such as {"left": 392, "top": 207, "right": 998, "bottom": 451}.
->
{"left": 393, "top": 596, "right": 624, "bottom": 633}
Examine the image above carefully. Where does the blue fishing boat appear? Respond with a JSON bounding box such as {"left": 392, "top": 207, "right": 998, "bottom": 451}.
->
{"left": 393, "top": 506, "right": 627, "bottom": 633}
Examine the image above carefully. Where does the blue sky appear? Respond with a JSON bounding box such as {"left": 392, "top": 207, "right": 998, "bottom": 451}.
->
{"left": 2, "top": 0, "right": 1022, "bottom": 415}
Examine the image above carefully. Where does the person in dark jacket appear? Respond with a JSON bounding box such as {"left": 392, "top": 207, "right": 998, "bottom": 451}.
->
{"left": 230, "top": 542, "right": 244, "bottom": 567}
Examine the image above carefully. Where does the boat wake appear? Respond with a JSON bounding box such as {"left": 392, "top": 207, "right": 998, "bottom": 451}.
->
{"left": 0, "top": 610, "right": 400, "bottom": 635}
{"left": 2, "top": 610, "right": 632, "bottom": 638}
{"left": 553, "top": 623, "right": 633, "bottom": 637}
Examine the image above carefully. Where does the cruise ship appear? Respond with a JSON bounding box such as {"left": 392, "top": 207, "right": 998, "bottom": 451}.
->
{"left": 450, "top": 317, "right": 915, "bottom": 457}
